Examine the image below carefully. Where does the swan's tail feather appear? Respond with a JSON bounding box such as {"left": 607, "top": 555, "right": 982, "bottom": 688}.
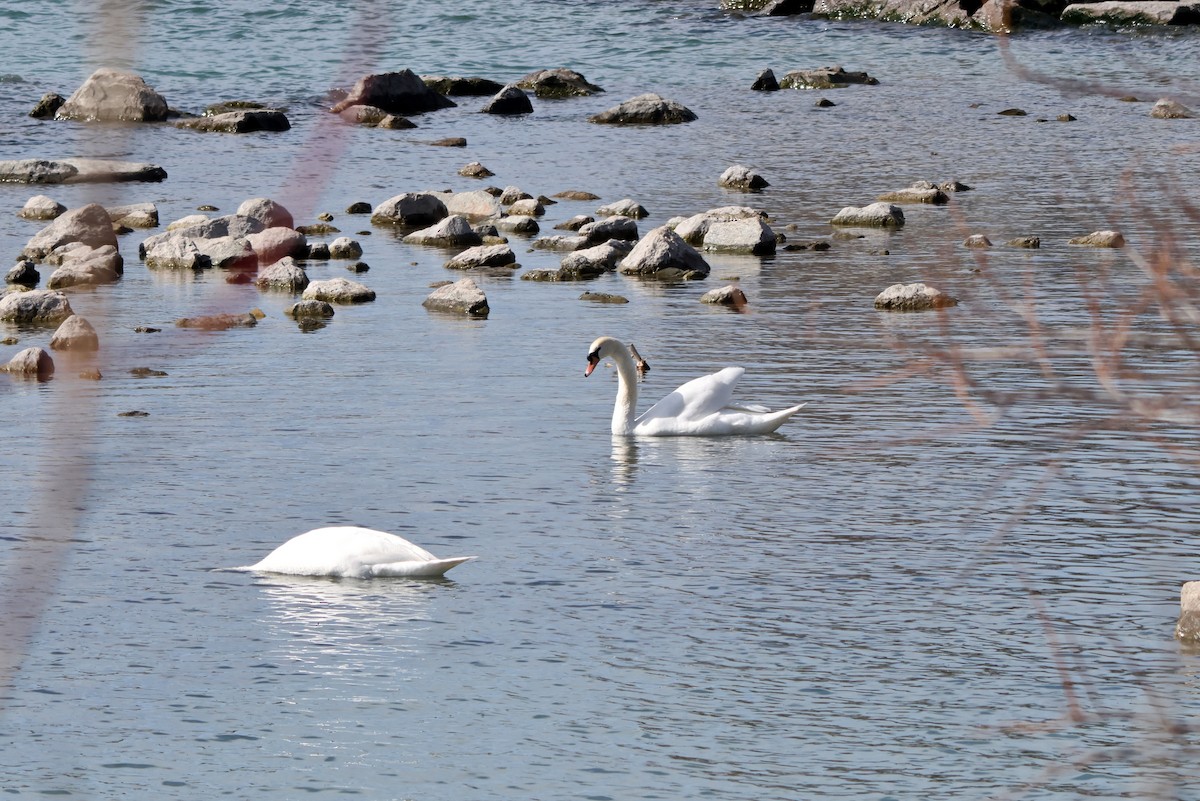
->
{"left": 760, "top": 403, "right": 807, "bottom": 433}
{"left": 369, "top": 556, "right": 477, "bottom": 578}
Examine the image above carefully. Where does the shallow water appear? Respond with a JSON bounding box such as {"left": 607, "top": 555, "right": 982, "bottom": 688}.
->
{"left": 2, "top": 2, "right": 1200, "bottom": 799}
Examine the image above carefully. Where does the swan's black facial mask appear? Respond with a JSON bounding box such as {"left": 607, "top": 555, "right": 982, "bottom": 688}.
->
{"left": 584, "top": 350, "right": 600, "bottom": 377}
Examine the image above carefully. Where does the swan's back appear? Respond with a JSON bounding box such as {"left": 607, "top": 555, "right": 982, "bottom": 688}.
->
{"left": 234, "top": 526, "right": 475, "bottom": 578}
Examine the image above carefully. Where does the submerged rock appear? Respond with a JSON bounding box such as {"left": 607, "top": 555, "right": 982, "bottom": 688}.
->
{"left": 331, "top": 69, "right": 456, "bottom": 116}
{"left": 779, "top": 66, "right": 879, "bottom": 90}
{"left": 404, "top": 215, "right": 482, "bottom": 247}
{"left": 700, "top": 285, "right": 749, "bottom": 306}
{"left": 1069, "top": 230, "right": 1126, "bottom": 247}
{"left": 176, "top": 110, "right": 290, "bottom": 133}
{"left": 589, "top": 93, "right": 697, "bottom": 125}
{"left": 481, "top": 84, "right": 533, "bottom": 115}
{"left": 830, "top": 202, "right": 905, "bottom": 228}
{"left": 421, "top": 75, "right": 506, "bottom": 96}
{"left": 874, "top": 282, "right": 957, "bottom": 311}
{"left": 1150, "top": 98, "right": 1197, "bottom": 119}
{"left": 176, "top": 313, "right": 259, "bottom": 330}
{"left": 516, "top": 68, "right": 604, "bottom": 98}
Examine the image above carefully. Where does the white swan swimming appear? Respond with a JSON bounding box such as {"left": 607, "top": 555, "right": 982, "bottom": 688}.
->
{"left": 230, "top": 526, "right": 476, "bottom": 578}
{"left": 584, "top": 336, "right": 805, "bottom": 436}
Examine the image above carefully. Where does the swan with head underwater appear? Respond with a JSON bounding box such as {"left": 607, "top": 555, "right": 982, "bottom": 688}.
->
{"left": 585, "top": 336, "right": 805, "bottom": 436}
{"left": 229, "top": 526, "right": 476, "bottom": 578}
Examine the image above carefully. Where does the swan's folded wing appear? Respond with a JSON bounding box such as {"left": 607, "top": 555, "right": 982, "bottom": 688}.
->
{"left": 369, "top": 556, "right": 477, "bottom": 578}
{"left": 636, "top": 367, "right": 744, "bottom": 424}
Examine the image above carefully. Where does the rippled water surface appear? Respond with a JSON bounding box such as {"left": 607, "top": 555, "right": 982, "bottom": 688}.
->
{"left": 2, "top": 1, "right": 1199, "bottom": 799}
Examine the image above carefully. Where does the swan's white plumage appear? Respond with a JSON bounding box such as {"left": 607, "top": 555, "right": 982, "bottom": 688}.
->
{"left": 232, "top": 526, "right": 475, "bottom": 578}
{"left": 585, "top": 336, "right": 805, "bottom": 436}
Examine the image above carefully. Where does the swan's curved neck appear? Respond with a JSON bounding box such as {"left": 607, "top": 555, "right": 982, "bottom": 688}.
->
{"left": 607, "top": 344, "right": 640, "bottom": 435}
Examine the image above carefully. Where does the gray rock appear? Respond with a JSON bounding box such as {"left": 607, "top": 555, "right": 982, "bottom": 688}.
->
{"left": 555, "top": 215, "right": 594, "bottom": 231}
{"left": 674, "top": 206, "right": 768, "bottom": 245}
{"left": 830, "top": 202, "right": 905, "bottom": 227}
{"left": 331, "top": 69, "right": 456, "bottom": 115}
{"left": 499, "top": 186, "right": 531, "bottom": 205}
{"left": 5, "top": 260, "right": 40, "bottom": 286}
{"left": 55, "top": 68, "right": 168, "bottom": 122}
{"left": 404, "top": 216, "right": 482, "bottom": 247}
{"left": 1069, "top": 230, "right": 1125, "bottom": 247}
{"left": 877, "top": 185, "right": 949, "bottom": 204}
{"left": 495, "top": 215, "right": 540, "bottom": 235}
{"left": 18, "top": 195, "right": 66, "bottom": 220}
{"left": 142, "top": 215, "right": 264, "bottom": 252}
{"left": 589, "top": 93, "right": 697, "bottom": 125}
{"left": 963, "top": 234, "right": 993, "bottom": 248}
{"left": 1007, "top": 235, "right": 1041, "bottom": 248}
{"left": 328, "top": 236, "right": 364, "bottom": 258}
{"left": 507, "top": 198, "right": 545, "bottom": 217}
{"left": 1150, "top": 98, "right": 1196, "bottom": 119}
{"left": 531, "top": 234, "right": 589, "bottom": 251}
{"left": 0, "top": 160, "right": 78, "bottom": 184}
{"left": 459, "top": 162, "right": 495, "bottom": 178}
{"left": 595, "top": 198, "right": 649, "bottom": 219}
{"left": 444, "top": 243, "right": 518, "bottom": 270}
{"left": 2, "top": 347, "right": 54, "bottom": 379}
{"left": 559, "top": 241, "right": 632, "bottom": 279}
{"left": 303, "top": 277, "right": 376, "bottom": 303}
{"left": 49, "top": 315, "right": 99, "bottom": 352}
{"left": 192, "top": 236, "right": 257, "bottom": 270}
{"left": 47, "top": 244, "right": 123, "bottom": 288}
{"left": 579, "top": 215, "right": 640, "bottom": 245}
{"left": 618, "top": 225, "right": 710, "bottom": 279}
{"left": 21, "top": 203, "right": 118, "bottom": 261}
{"left": 176, "top": 110, "right": 290, "bottom": 133}
{"left": 445, "top": 189, "right": 502, "bottom": 219}
{"left": 1177, "top": 581, "right": 1200, "bottom": 642}
{"left": 305, "top": 242, "right": 331, "bottom": 260}
{"left": 142, "top": 237, "right": 212, "bottom": 270}
{"left": 0, "top": 288, "right": 74, "bottom": 323}
{"left": 422, "top": 277, "right": 489, "bottom": 317}
{"left": 285, "top": 299, "right": 335, "bottom": 319}
{"left": 106, "top": 202, "right": 159, "bottom": 228}
{"left": 237, "top": 198, "right": 294, "bottom": 229}
{"left": 176, "top": 313, "right": 259, "bottom": 330}
{"left": 579, "top": 291, "right": 629, "bottom": 304}
{"left": 718, "top": 165, "right": 769, "bottom": 191}
{"left": 703, "top": 217, "right": 777, "bottom": 255}
{"left": 1062, "top": 1, "right": 1200, "bottom": 25}
{"left": 256, "top": 256, "right": 310, "bottom": 292}
{"left": 246, "top": 227, "right": 307, "bottom": 263}
{"left": 371, "top": 192, "right": 449, "bottom": 227}
{"left": 779, "top": 66, "right": 879, "bottom": 89}
{"left": 56, "top": 158, "right": 166, "bottom": 184}
{"left": 515, "top": 68, "right": 603, "bottom": 98}
{"left": 553, "top": 190, "right": 601, "bottom": 201}
{"left": 700, "top": 285, "right": 749, "bottom": 306}
{"left": 874, "top": 282, "right": 957, "bottom": 311}
{"left": 482, "top": 84, "right": 533, "bottom": 115}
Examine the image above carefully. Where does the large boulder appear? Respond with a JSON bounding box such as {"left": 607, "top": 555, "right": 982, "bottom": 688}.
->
{"left": 874, "top": 282, "right": 957, "bottom": 311}
{"left": 831, "top": 202, "right": 905, "bottom": 227}
{"left": 49, "top": 315, "right": 99, "bottom": 352}
{"left": 331, "top": 69, "right": 456, "bottom": 115}
{"left": 2, "top": 347, "right": 54, "bottom": 379}
{"left": 444, "top": 244, "right": 518, "bottom": 270}
{"left": 256, "top": 256, "right": 309, "bottom": 292}
{"left": 618, "top": 226, "right": 710, "bottom": 280}
{"left": 55, "top": 68, "right": 168, "bottom": 122}
{"left": 702, "top": 217, "right": 777, "bottom": 255}
{"left": 589, "top": 93, "right": 697, "bottom": 125}
{"left": 403, "top": 215, "right": 482, "bottom": 247}
{"left": 302, "top": 277, "right": 376, "bottom": 303}
{"left": 139, "top": 215, "right": 265, "bottom": 260}
{"left": 237, "top": 198, "right": 294, "bottom": 229}
{"left": 515, "top": 68, "right": 604, "bottom": 98}
{"left": 0, "top": 289, "right": 73, "bottom": 323}
{"left": 1149, "top": 98, "right": 1197, "bottom": 119}
{"left": 21, "top": 203, "right": 117, "bottom": 261}
{"left": 1062, "top": 1, "right": 1200, "bottom": 25}
{"left": 481, "top": 84, "right": 533, "bottom": 115}
{"left": 371, "top": 192, "right": 449, "bottom": 227}
{"left": 422, "top": 278, "right": 489, "bottom": 317}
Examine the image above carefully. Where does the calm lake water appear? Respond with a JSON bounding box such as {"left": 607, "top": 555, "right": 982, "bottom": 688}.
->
{"left": 2, "top": 1, "right": 1200, "bottom": 799}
